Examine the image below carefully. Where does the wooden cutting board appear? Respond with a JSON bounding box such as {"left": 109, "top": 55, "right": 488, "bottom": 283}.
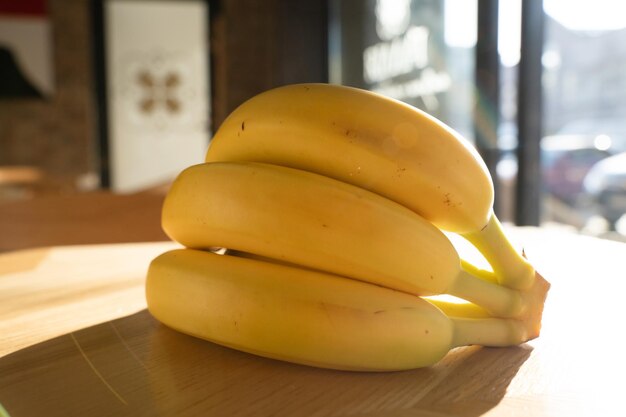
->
{"left": 1, "top": 231, "right": 625, "bottom": 417}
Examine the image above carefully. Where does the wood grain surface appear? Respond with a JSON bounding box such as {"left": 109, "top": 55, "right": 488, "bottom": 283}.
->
{"left": 1, "top": 228, "right": 626, "bottom": 417}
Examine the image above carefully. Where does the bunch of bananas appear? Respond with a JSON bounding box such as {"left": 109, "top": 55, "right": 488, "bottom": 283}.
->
{"left": 146, "top": 83, "right": 550, "bottom": 371}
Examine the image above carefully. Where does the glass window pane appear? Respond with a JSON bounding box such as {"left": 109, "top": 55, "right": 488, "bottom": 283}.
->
{"left": 541, "top": 0, "right": 626, "bottom": 240}
{"left": 329, "top": 0, "right": 477, "bottom": 141}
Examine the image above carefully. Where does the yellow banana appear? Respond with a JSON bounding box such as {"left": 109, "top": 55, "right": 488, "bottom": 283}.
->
{"left": 162, "top": 161, "right": 549, "bottom": 328}
{"left": 146, "top": 249, "right": 533, "bottom": 371}
{"left": 225, "top": 248, "right": 492, "bottom": 319}
{"left": 205, "top": 83, "right": 533, "bottom": 290}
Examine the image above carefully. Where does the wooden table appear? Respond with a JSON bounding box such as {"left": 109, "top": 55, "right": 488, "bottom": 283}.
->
{"left": 1, "top": 193, "right": 625, "bottom": 416}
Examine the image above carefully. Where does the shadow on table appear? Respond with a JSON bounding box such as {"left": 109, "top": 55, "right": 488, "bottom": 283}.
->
{"left": 0, "top": 310, "right": 531, "bottom": 417}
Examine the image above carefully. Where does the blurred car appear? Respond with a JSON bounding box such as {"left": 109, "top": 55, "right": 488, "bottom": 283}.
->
{"left": 541, "top": 119, "right": 626, "bottom": 205}
{"left": 583, "top": 151, "right": 626, "bottom": 229}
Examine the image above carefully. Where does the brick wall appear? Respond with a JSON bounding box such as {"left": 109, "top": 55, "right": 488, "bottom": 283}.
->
{"left": 0, "top": 0, "right": 97, "bottom": 195}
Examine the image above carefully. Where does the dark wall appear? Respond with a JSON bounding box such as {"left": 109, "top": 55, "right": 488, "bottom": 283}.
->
{"left": 0, "top": 0, "right": 97, "bottom": 193}
{"left": 209, "top": 0, "right": 328, "bottom": 130}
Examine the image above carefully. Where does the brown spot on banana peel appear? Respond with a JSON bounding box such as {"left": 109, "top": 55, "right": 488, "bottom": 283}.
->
{"left": 443, "top": 193, "right": 452, "bottom": 206}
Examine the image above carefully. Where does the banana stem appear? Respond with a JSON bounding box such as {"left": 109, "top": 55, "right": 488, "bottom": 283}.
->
{"left": 448, "top": 268, "right": 550, "bottom": 342}
{"left": 450, "top": 317, "right": 528, "bottom": 348}
{"left": 448, "top": 269, "right": 524, "bottom": 318}
{"left": 461, "top": 211, "right": 535, "bottom": 290}
{"left": 424, "top": 297, "right": 491, "bottom": 319}
{"left": 460, "top": 259, "right": 498, "bottom": 284}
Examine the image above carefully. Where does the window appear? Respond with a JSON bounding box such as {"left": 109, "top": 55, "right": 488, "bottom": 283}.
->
{"left": 329, "top": 0, "right": 477, "bottom": 140}
{"left": 540, "top": 0, "right": 626, "bottom": 239}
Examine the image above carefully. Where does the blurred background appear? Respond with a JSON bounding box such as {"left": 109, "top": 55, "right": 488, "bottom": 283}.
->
{"left": 1, "top": 0, "right": 625, "bottom": 242}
